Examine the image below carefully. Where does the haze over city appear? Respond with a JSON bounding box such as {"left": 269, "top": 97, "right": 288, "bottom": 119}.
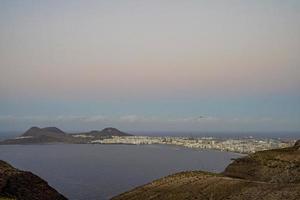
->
{"left": 0, "top": 0, "right": 299, "bottom": 132}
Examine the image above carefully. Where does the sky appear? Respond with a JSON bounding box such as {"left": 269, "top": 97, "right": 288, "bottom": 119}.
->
{"left": 0, "top": 0, "right": 300, "bottom": 133}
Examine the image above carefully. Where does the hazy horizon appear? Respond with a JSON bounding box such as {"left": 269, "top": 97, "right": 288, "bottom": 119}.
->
{"left": 1, "top": 1, "right": 300, "bottom": 133}
{"left": 0, "top": 128, "right": 299, "bottom": 140}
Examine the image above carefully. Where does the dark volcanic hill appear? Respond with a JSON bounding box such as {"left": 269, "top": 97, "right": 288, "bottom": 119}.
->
{"left": 113, "top": 140, "right": 300, "bottom": 200}
{"left": 0, "top": 160, "right": 67, "bottom": 200}
{"left": 0, "top": 126, "right": 77, "bottom": 144}
{"left": 22, "top": 126, "right": 66, "bottom": 138}
{"left": 0, "top": 127, "right": 132, "bottom": 144}
{"left": 85, "top": 127, "right": 132, "bottom": 137}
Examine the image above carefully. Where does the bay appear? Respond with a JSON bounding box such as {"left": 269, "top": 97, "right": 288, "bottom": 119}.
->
{"left": 0, "top": 144, "right": 242, "bottom": 200}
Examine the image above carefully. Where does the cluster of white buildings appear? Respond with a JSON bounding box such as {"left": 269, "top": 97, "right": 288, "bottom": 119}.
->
{"left": 90, "top": 136, "right": 293, "bottom": 154}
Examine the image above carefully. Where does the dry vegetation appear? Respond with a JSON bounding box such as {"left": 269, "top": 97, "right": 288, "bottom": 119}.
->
{"left": 113, "top": 141, "right": 300, "bottom": 200}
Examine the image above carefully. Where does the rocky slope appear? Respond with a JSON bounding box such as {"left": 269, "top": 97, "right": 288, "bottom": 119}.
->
{"left": 223, "top": 141, "right": 300, "bottom": 184}
{"left": 0, "top": 160, "right": 67, "bottom": 200}
{"left": 113, "top": 140, "right": 300, "bottom": 200}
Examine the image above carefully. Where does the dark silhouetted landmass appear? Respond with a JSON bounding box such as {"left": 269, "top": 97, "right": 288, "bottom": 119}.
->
{"left": 0, "top": 160, "right": 67, "bottom": 200}
{"left": 113, "top": 140, "right": 300, "bottom": 200}
{"left": 22, "top": 127, "right": 66, "bottom": 137}
{"left": 0, "top": 127, "right": 76, "bottom": 144}
{"left": 85, "top": 127, "right": 132, "bottom": 137}
{"left": 0, "top": 127, "right": 132, "bottom": 145}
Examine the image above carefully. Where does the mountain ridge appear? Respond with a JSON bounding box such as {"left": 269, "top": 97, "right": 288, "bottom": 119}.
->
{"left": 85, "top": 127, "right": 132, "bottom": 137}
{"left": 0, "top": 126, "right": 131, "bottom": 144}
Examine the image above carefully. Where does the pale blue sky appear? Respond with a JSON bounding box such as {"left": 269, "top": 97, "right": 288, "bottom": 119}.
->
{"left": 0, "top": 0, "right": 299, "bottom": 132}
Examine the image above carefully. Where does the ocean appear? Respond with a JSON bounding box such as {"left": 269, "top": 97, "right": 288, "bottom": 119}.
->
{"left": 0, "top": 144, "right": 241, "bottom": 200}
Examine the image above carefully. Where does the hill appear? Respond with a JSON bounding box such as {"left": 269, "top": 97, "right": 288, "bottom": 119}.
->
{"left": 0, "top": 127, "right": 131, "bottom": 144}
{"left": 0, "top": 160, "right": 67, "bottom": 200}
{"left": 0, "top": 127, "right": 77, "bottom": 144}
{"left": 223, "top": 141, "right": 300, "bottom": 184}
{"left": 112, "top": 140, "right": 300, "bottom": 200}
{"left": 83, "top": 127, "right": 132, "bottom": 137}
{"left": 22, "top": 127, "right": 66, "bottom": 137}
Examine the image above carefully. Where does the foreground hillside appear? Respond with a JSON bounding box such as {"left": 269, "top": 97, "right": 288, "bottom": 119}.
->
{"left": 223, "top": 140, "right": 300, "bottom": 184}
{"left": 113, "top": 140, "right": 300, "bottom": 200}
{"left": 0, "top": 160, "right": 67, "bottom": 200}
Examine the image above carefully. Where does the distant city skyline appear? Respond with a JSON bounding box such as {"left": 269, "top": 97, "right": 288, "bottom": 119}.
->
{"left": 0, "top": 1, "right": 299, "bottom": 132}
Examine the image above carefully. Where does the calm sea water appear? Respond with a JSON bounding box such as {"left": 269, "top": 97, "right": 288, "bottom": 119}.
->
{"left": 0, "top": 144, "right": 242, "bottom": 200}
